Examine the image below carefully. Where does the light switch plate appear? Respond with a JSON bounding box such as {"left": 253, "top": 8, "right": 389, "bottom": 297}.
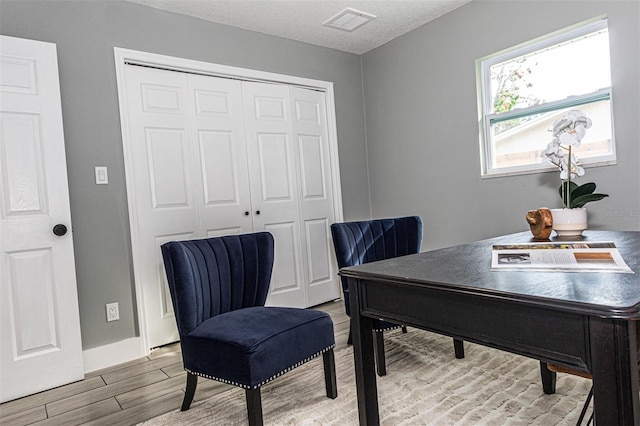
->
{"left": 95, "top": 166, "right": 108, "bottom": 184}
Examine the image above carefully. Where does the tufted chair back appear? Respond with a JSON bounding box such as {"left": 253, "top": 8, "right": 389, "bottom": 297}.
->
{"left": 161, "top": 232, "right": 274, "bottom": 337}
{"left": 160, "top": 231, "right": 337, "bottom": 424}
{"left": 331, "top": 216, "right": 422, "bottom": 316}
{"left": 330, "top": 216, "right": 464, "bottom": 377}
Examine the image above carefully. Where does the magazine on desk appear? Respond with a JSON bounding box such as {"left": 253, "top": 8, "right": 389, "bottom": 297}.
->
{"left": 491, "top": 241, "right": 634, "bottom": 273}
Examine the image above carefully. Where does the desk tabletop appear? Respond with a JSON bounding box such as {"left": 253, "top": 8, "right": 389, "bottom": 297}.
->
{"left": 340, "top": 230, "right": 640, "bottom": 319}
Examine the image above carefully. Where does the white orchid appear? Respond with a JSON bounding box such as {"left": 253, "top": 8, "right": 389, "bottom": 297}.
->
{"left": 542, "top": 109, "right": 591, "bottom": 179}
{"left": 541, "top": 110, "right": 607, "bottom": 208}
{"left": 551, "top": 110, "right": 592, "bottom": 145}
{"left": 558, "top": 153, "right": 585, "bottom": 180}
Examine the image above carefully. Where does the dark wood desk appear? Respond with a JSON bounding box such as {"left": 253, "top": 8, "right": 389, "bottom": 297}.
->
{"left": 341, "top": 231, "right": 640, "bottom": 425}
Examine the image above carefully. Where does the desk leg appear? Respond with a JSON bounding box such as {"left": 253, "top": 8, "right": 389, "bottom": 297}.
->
{"left": 539, "top": 362, "right": 556, "bottom": 395}
{"left": 348, "top": 278, "right": 379, "bottom": 426}
{"left": 589, "top": 317, "right": 640, "bottom": 425}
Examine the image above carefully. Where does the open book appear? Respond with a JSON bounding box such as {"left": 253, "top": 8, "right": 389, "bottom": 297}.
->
{"left": 491, "top": 241, "right": 633, "bottom": 273}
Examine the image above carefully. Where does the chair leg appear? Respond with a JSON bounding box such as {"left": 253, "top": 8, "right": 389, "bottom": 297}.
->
{"left": 402, "top": 325, "right": 408, "bottom": 334}
{"left": 245, "top": 388, "right": 263, "bottom": 426}
{"left": 585, "top": 411, "right": 594, "bottom": 426}
{"left": 539, "top": 362, "right": 557, "bottom": 395}
{"left": 373, "top": 330, "right": 387, "bottom": 376}
{"left": 347, "top": 325, "right": 353, "bottom": 345}
{"left": 453, "top": 338, "right": 465, "bottom": 359}
{"left": 577, "top": 386, "right": 593, "bottom": 426}
{"left": 323, "top": 349, "right": 338, "bottom": 399}
{"left": 181, "top": 372, "right": 198, "bottom": 411}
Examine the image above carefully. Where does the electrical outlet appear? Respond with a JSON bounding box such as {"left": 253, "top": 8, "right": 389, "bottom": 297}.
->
{"left": 106, "top": 302, "right": 119, "bottom": 322}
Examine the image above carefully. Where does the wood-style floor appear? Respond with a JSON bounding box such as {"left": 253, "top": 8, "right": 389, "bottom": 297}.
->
{"left": 0, "top": 300, "right": 350, "bottom": 426}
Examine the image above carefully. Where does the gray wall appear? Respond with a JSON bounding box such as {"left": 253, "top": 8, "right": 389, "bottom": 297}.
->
{"left": 2, "top": 0, "right": 638, "bottom": 351}
{"left": 362, "top": 0, "right": 640, "bottom": 251}
{"left": 0, "top": 0, "right": 369, "bottom": 349}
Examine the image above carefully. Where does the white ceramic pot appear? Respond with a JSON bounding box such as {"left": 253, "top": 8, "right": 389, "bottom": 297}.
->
{"left": 550, "top": 208, "right": 587, "bottom": 237}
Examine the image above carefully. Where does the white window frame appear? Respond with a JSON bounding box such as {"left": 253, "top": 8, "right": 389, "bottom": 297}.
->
{"left": 477, "top": 18, "right": 616, "bottom": 178}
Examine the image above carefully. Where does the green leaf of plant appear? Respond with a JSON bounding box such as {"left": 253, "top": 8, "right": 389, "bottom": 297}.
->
{"left": 559, "top": 181, "right": 578, "bottom": 206}
{"left": 570, "top": 182, "right": 596, "bottom": 199}
{"left": 571, "top": 193, "right": 609, "bottom": 208}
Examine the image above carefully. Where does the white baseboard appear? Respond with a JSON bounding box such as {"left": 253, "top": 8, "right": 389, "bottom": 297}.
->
{"left": 82, "top": 337, "right": 145, "bottom": 373}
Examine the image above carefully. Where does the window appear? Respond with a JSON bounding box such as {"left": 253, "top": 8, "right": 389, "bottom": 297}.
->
{"left": 477, "top": 18, "right": 616, "bottom": 177}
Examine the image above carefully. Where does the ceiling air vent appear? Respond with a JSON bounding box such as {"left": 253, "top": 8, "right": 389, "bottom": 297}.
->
{"left": 323, "top": 8, "right": 376, "bottom": 32}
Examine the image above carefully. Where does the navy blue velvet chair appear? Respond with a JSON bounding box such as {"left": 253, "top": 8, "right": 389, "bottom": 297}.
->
{"left": 161, "top": 232, "right": 337, "bottom": 426}
{"left": 331, "top": 216, "right": 465, "bottom": 376}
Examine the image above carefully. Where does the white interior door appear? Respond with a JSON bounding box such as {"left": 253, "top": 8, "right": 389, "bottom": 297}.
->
{"left": 291, "top": 87, "right": 341, "bottom": 306}
{"left": 116, "top": 51, "right": 343, "bottom": 348}
{"left": 121, "top": 66, "right": 257, "bottom": 347}
{"left": 0, "top": 35, "right": 84, "bottom": 402}
{"left": 242, "top": 82, "right": 307, "bottom": 308}
{"left": 121, "top": 65, "right": 197, "bottom": 348}
{"left": 187, "top": 73, "right": 254, "bottom": 238}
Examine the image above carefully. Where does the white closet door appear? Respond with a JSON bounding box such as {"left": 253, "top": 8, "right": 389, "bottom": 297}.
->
{"left": 186, "top": 74, "right": 253, "bottom": 237}
{"left": 291, "top": 87, "right": 341, "bottom": 306}
{"left": 119, "top": 58, "right": 342, "bottom": 348}
{"left": 122, "top": 65, "right": 197, "bottom": 347}
{"left": 242, "top": 82, "right": 307, "bottom": 308}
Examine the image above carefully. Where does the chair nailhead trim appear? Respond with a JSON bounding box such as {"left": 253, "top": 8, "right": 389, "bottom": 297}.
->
{"left": 186, "top": 344, "right": 335, "bottom": 390}
{"left": 372, "top": 325, "right": 403, "bottom": 333}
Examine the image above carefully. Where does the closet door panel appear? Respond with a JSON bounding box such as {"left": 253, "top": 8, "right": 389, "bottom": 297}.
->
{"left": 199, "top": 131, "right": 237, "bottom": 202}
{"left": 242, "top": 81, "right": 306, "bottom": 307}
{"left": 291, "top": 88, "right": 340, "bottom": 306}
{"left": 146, "top": 128, "right": 190, "bottom": 208}
{"left": 131, "top": 75, "right": 196, "bottom": 228}
{"left": 304, "top": 218, "right": 332, "bottom": 285}
{"left": 123, "top": 65, "right": 199, "bottom": 347}
{"left": 257, "top": 133, "right": 293, "bottom": 200}
{"left": 298, "top": 135, "right": 325, "bottom": 198}
{"left": 188, "top": 75, "right": 253, "bottom": 237}
{"left": 265, "top": 222, "right": 301, "bottom": 294}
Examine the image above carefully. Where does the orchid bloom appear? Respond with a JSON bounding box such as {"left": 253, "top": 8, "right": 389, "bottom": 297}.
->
{"left": 552, "top": 110, "right": 592, "bottom": 147}
{"left": 558, "top": 153, "right": 585, "bottom": 180}
{"left": 541, "top": 143, "right": 562, "bottom": 167}
{"left": 543, "top": 110, "right": 591, "bottom": 177}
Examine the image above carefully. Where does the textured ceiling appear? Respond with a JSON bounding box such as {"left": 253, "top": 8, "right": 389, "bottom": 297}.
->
{"left": 125, "top": 0, "right": 473, "bottom": 54}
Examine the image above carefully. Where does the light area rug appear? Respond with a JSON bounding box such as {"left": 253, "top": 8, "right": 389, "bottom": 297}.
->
{"left": 140, "top": 329, "right": 591, "bottom": 425}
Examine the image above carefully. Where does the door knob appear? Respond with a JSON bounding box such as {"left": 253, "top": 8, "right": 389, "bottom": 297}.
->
{"left": 255, "top": 210, "right": 261, "bottom": 215}
{"left": 53, "top": 224, "right": 68, "bottom": 236}
{"left": 244, "top": 211, "right": 250, "bottom": 216}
